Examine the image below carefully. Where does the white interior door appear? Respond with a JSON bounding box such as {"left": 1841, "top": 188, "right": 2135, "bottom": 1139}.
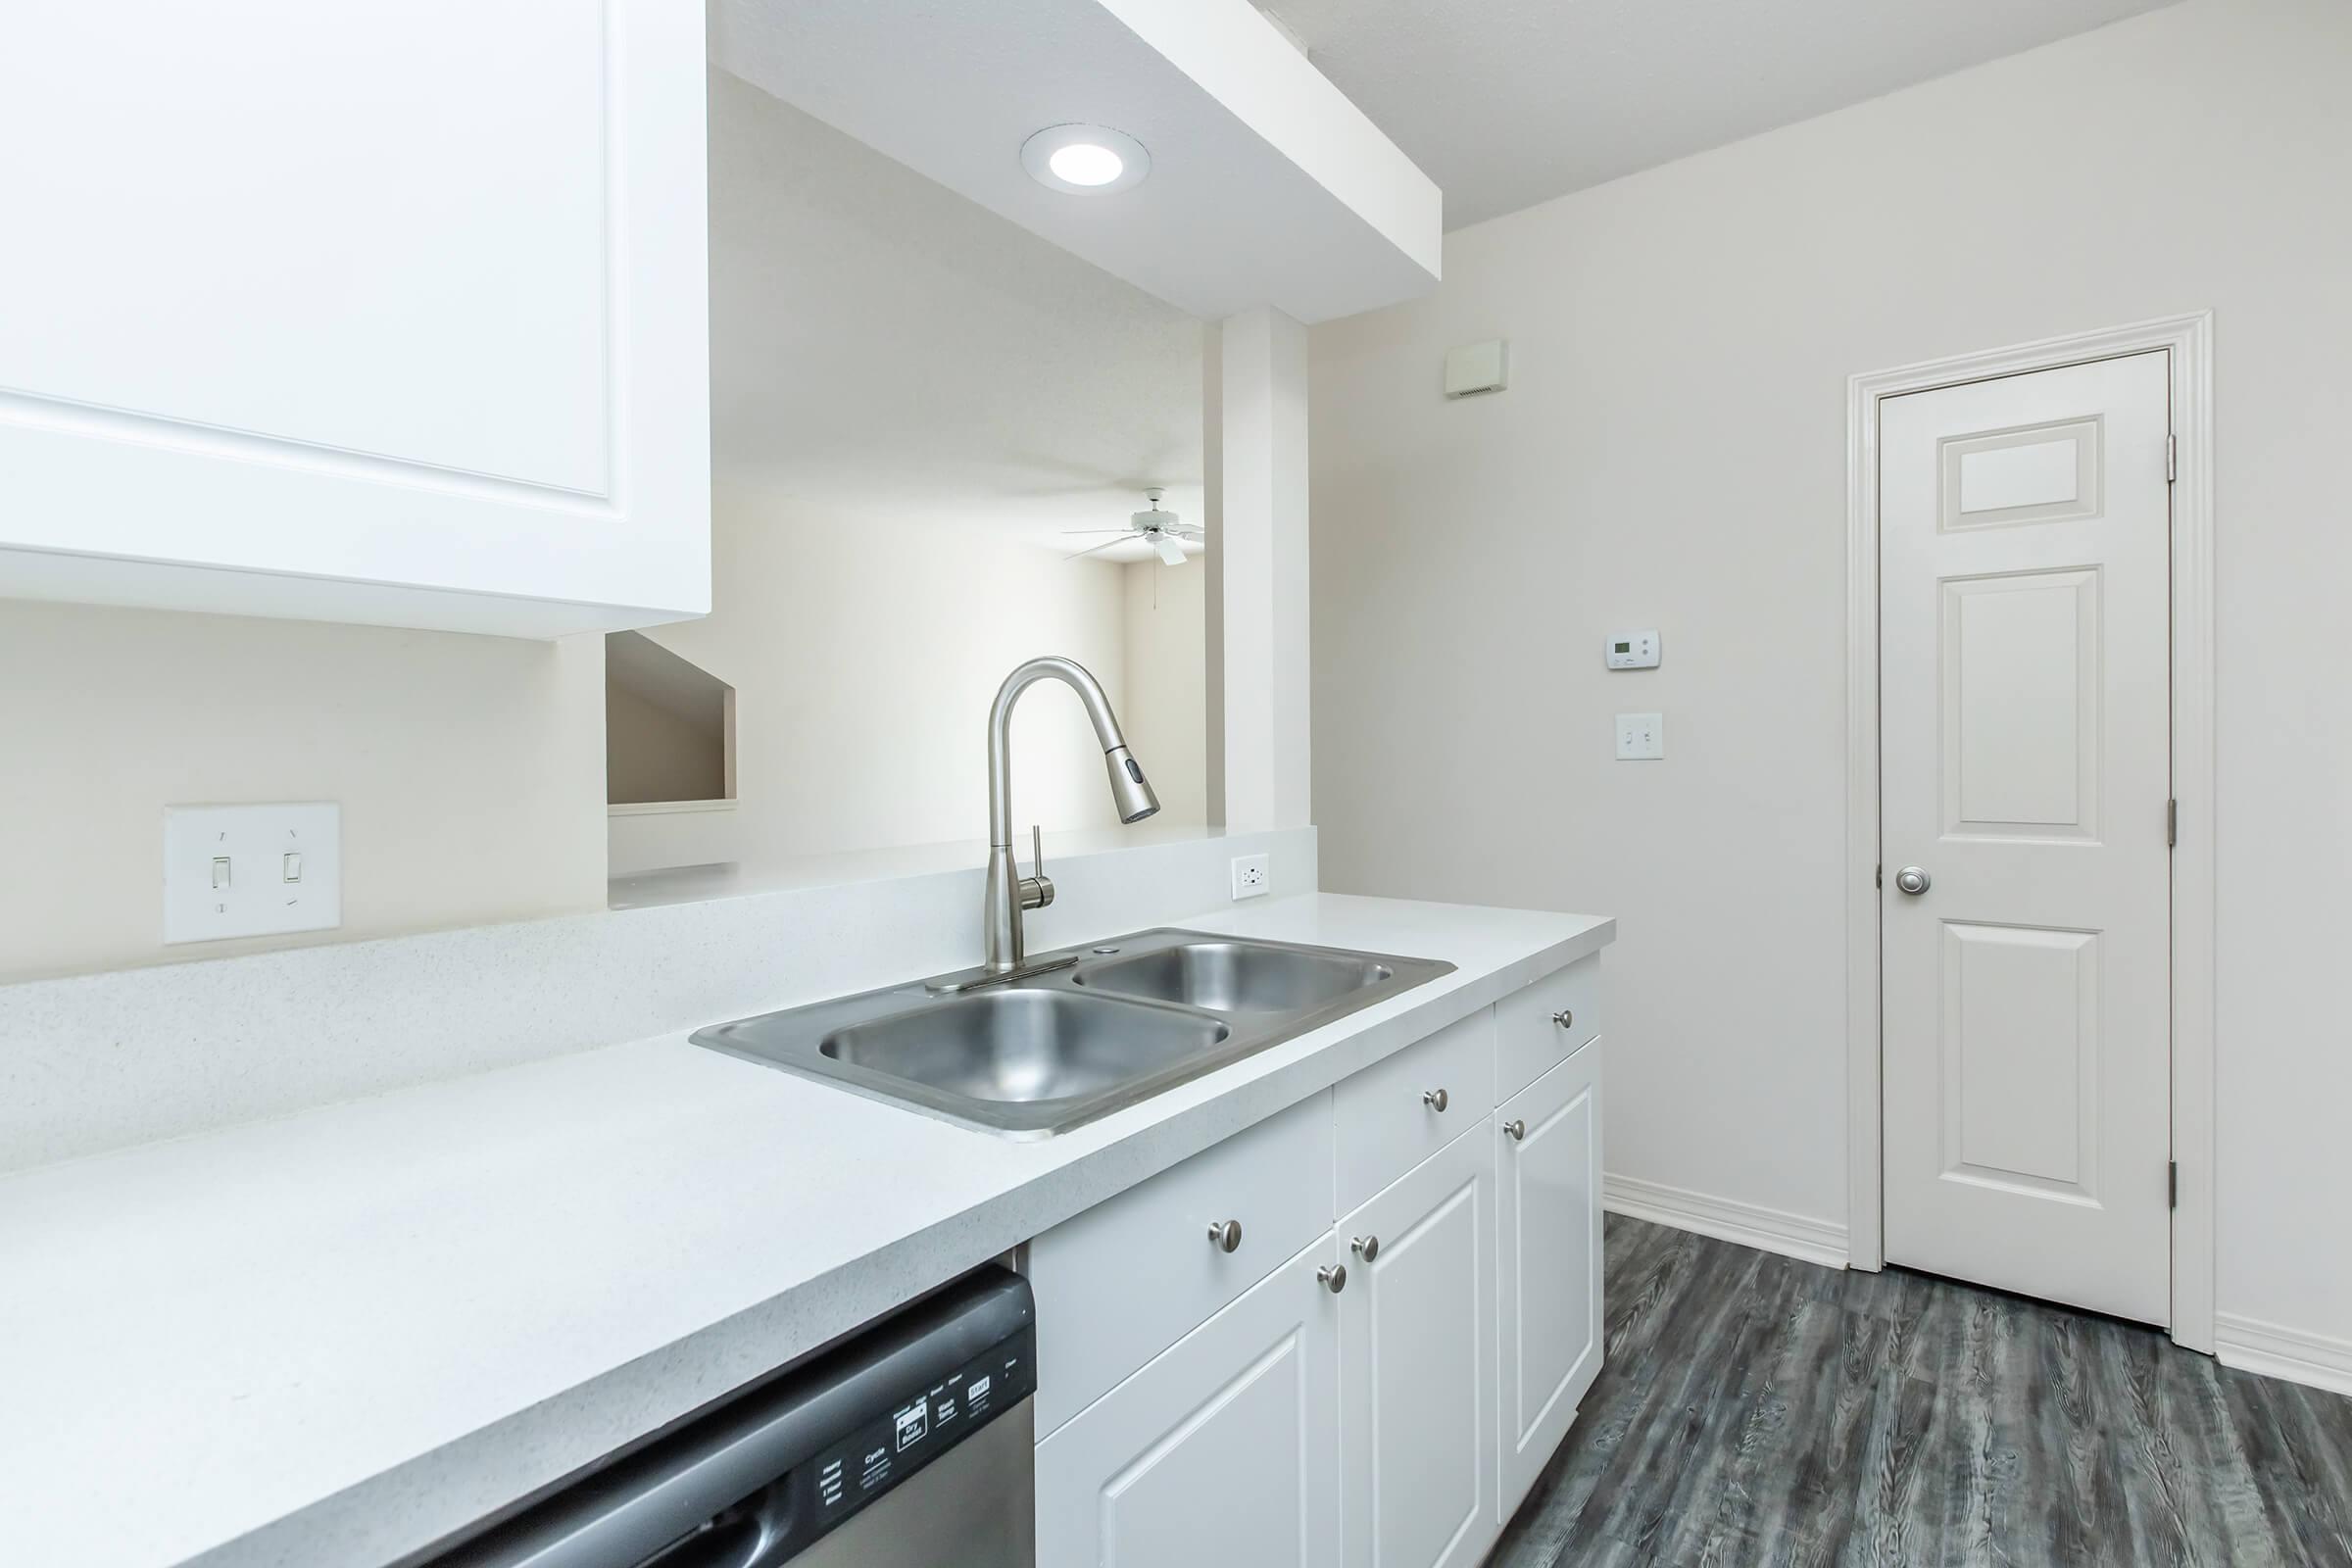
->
{"left": 1879, "top": 350, "right": 2173, "bottom": 1325}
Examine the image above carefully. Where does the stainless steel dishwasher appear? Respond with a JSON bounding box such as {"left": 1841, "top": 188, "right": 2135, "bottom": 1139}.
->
{"left": 427, "top": 1267, "right": 1035, "bottom": 1568}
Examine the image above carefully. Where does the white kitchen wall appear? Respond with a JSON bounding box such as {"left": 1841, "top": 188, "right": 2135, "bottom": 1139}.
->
{"left": 1310, "top": 0, "right": 2352, "bottom": 1354}
{"left": 1120, "top": 559, "right": 1210, "bottom": 824}
{"left": 624, "top": 489, "right": 1132, "bottom": 867}
{"left": 0, "top": 602, "right": 607, "bottom": 981}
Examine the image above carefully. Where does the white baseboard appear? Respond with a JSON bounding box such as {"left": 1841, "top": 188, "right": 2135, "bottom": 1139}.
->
{"left": 2215, "top": 1312, "right": 2352, "bottom": 1397}
{"left": 1603, "top": 1173, "right": 1849, "bottom": 1270}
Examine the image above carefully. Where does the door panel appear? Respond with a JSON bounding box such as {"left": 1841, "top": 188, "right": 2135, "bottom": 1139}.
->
{"left": 1880, "top": 351, "right": 2171, "bottom": 1325}
{"left": 1495, "top": 1042, "right": 1602, "bottom": 1518}
{"left": 1941, "top": 568, "right": 2100, "bottom": 837}
{"left": 1339, "top": 1127, "right": 1497, "bottom": 1568}
{"left": 1035, "top": 1237, "right": 1341, "bottom": 1568}
{"left": 1942, "top": 924, "right": 2098, "bottom": 1195}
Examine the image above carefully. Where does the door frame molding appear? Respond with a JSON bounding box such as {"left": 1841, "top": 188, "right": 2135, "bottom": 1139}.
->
{"left": 1843, "top": 313, "right": 2216, "bottom": 1351}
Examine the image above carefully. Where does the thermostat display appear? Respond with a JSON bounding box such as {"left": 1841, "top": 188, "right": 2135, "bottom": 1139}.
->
{"left": 1606, "top": 631, "right": 1661, "bottom": 670}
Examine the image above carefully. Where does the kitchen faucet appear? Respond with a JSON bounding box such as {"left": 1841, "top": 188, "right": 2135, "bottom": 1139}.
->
{"left": 975, "top": 656, "right": 1158, "bottom": 979}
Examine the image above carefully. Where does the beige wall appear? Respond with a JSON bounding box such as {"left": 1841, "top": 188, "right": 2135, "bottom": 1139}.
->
{"left": 0, "top": 602, "right": 607, "bottom": 980}
{"left": 605, "top": 679, "right": 725, "bottom": 807}
{"left": 635, "top": 487, "right": 1132, "bottom": 864}
{"left": 1121, "top": 559, "right": 1210, "bottom": 825}
{"left": 1310, "top": 0, "right": 2352, "bottom": 1347}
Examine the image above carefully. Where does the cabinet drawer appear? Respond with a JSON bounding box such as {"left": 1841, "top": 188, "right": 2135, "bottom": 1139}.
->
{"left": 1027, "top": 1091, "right": 1334, "bottom": 1437}
{"left": 1334, "top": 1006, "right": 1494, "bottom": 1215}
{"left": 1494, "top": 955, "right": 1600, "bottom": 1101}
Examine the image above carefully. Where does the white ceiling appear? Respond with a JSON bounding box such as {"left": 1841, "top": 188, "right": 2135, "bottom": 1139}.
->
{"left": 1256, "top": 0, "right": 2180, "bottom": 228}
{"left": 708, "top": 68, "right": 1204, "bottom": 564}
{"left": 711, "top": 0, "right": 1438, "bottom": 324}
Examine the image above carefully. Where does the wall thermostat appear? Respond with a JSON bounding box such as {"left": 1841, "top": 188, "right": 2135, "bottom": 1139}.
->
{"left": 1605, "top": 630, "right": 1661, "bottom": 669}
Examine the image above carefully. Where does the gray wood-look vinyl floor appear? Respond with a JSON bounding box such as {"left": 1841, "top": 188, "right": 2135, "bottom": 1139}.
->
{"left": 1493, "top": 1215, "right": 2352, "bottom": 1568}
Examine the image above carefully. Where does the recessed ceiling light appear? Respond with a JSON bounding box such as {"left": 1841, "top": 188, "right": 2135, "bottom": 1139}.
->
{"left": 1021, "top": 123, "right": 1151, "bottom": 196}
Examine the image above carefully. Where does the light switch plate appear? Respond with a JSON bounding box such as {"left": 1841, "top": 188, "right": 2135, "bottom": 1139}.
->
{"left": 165, "top": 802, "right": 342, "bottom": 944}
{"left": 1615, "top": 713, "right": 1665, "bottom": 760}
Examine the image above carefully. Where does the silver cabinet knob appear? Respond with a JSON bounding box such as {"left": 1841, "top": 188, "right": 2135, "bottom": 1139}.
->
{"left": 1206, "top": 1219, "right": 1242, "bottom": 1253}
{"left": 1894, "top": 865, "right": 1933, "bottom": 896}
{"left": 1503, "top": 1119, "right": 1527, "bottom": 1142}
{"left": 1551, "top": 1008, "right": 1574, "bottom": 1030}
{"left": 1422, "top": 1087, "right": 1449, "bottom": 1112}
{"left": 1350, "top": 1234, "right": 1380, "bottom": 1262}
{"left": 1317, "top": 1263, "right": 1348, "bottom": 1294}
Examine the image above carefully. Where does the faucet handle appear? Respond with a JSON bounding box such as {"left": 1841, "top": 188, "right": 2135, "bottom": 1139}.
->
{"left": 1021, "top": 824, "right": 1055, "bottom": 911}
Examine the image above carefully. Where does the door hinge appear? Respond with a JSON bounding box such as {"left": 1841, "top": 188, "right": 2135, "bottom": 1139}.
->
{"left": 2167, "top": 798, "right": 2179, "bottom": 848}
{"left": 2169, "top": 1160, "right": 2180, "bottom": 1209}
{"left": 1875, "top": 863, "right": 1883, "bottom": 890}
{"left": 2166, "top": 434, "right": 2178, "bottom": 484}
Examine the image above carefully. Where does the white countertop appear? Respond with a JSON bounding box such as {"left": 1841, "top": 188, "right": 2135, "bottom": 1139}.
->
{"left": 0, "top": 894, "right": 1611, "bottom": 1568}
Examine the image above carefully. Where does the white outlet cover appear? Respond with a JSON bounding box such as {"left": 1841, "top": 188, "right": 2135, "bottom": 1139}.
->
{"left": 1230, "top": 853, "right": 1271, "bottom": 900}
{"left": 164, "top": 802, "right": 342, "bottom": 944}
{"left": 1615, "top": 712, "right": 1665, "bottom": 760}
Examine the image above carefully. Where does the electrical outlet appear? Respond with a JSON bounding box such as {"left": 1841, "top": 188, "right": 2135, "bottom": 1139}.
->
{"left": 1615, "top": 712, "right": 1665, "bottom": 760}
{"left": 1230, "top": 853, "right": 1270, "bottom": 900}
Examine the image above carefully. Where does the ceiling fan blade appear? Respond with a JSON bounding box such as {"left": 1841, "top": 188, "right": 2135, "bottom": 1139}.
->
{"left": 1062, "top": 537, "right": 1131, "bottom": 563}
{"left": 1169, "top": 525, "right": 1206, "bottom": 539}
{"left": 1152, "top": 533, "right": 1190, "bottom": 566}
{"left": 1060, "top": 527, "right": 1129, "bottom": 535}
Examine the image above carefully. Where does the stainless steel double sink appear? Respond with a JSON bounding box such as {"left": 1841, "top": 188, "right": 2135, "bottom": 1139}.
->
{"left": 693, "top": 929, "right": 1455, "bottom": 1138}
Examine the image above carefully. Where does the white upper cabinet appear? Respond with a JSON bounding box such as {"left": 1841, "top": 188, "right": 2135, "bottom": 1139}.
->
{"left": 0, "top": 1, "right": 710, "bottom": 638}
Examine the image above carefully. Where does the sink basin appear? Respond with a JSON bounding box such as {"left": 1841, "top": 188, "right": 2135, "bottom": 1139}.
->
{"left": 820, "top": 990, "right": 1229, "bottom": 1105}
{"left": 1074, "top": 941, "right": 1394, "bottom": 1013}
{"left": 693, "top": 928, "right": 1454, "bottom": 1138}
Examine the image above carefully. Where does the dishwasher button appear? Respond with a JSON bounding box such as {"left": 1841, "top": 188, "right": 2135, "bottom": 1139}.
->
{"left": 893, "top": 1397, "right": 929, "bottom": 1451}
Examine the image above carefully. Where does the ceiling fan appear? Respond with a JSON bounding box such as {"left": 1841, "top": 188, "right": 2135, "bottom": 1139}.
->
{"left": 1063, "top": 488, "right": 1203, "bottom": 566}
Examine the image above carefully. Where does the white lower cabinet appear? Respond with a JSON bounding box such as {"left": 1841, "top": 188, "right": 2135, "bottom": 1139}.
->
{"left": 1034, "top": 1237, "right": 1343, "bottom": 1568}
{"left": 1338, "top": 1125, "right": 1499, "bottom": 1568}
{"left": 1032, "top": 966, "right": 1604, "bottom": 1567}
{"left": 1494, "top": 1040, "right": 1605, "bottom": 1517}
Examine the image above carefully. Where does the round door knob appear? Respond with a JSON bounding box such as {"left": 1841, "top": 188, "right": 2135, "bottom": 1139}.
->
{"left": 1206, "top": 1219, "right": 1243, "bottom": 1253}
{"left": 1894, "top": 865, "right": 1933, "bottom": 896}
{"left": 1551, "top": 1008, "right": 1575, "bottom": 1030}
{"left": 1503, "top": 1119, "right": 1527, "bottom": 1142}
{"left": 1317, "top": 1263, "right": 1348, "bottom": 1294}
{"left": 1422, "top": 1087, "right": 1449, "bottom": 1112}
{"left": 1350, "top": 1234, "right": 1380, "bottom": 1262}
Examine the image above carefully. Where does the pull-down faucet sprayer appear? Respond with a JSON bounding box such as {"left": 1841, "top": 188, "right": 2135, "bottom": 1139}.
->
{"left": 979, "top": 656, "right": 1158, "bottom": 976}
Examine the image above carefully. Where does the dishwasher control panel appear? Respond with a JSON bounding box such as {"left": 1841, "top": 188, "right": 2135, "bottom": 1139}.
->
{"left": 808, "top": 1334, "right": 1034, "bottom": 1528}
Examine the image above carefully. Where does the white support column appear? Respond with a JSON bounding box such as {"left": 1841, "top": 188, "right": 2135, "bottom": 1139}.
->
{"left": 1204, "top": 305, "right": 1311, "bottom": 830}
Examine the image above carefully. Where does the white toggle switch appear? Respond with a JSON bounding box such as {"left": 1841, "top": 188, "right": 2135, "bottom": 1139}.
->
{"left": 1615, "top": 712, "right": 1665, "bottom": 760}
{"left": 165, "top": 804, "right": 341, "bottom": 944}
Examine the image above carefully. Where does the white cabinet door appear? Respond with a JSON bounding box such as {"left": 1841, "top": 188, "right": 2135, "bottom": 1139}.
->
{"left": 1494, "top": 1040, "right": 1603, "bottom": 1517}
{"left": 1036, "top": 1237, "right": 1343, "bottom": 1568}
{"left": 1338, "top": 1125, "right": 1498, "bottom": 1568}
{"left": 0, "top": 2, "right": 709, "bottom": 637}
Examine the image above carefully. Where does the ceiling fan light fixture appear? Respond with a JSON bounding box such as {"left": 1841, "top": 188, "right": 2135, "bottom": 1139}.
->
{"left": 1021, "top": 123, "right": 1151, "bottom": 196}
{"left": 1151, "top": 532, "right": 1189, "bottom": 566}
